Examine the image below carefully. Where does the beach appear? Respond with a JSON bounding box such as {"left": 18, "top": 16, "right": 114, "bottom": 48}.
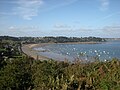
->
{"left": 21, "top": 42, "right": 103, "bottom": 61}
{"left": 21, "top": 43, "right": 50, "bottom": 60}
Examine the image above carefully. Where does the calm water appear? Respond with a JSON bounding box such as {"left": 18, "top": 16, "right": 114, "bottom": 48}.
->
{"left": 35, "top": 41, "right": 120, "bottom": 61}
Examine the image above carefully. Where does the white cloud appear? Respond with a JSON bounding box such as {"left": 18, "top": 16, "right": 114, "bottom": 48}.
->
{"left": 94, "top": 12, "right": 120, "bottom": 23}
{"left": 54, "top": 24, "right": 71, "bottom": 28}
{"left": 0, "top": 0, "right": 79, "bottom": 20}
{"left": 99, "top": 25, "right": 120, "bottom": 37}
{"left": 102, "top": 12, "right": 120, "bottom": 20}
{"left": 7, "top": 25, "right": 44, "bottom": 36}
{"left": 53, "top": 24, "right": 120, "bottom": 37}
{"left": 14, "top": 0, "right": 43, "bottom": 20}
{"left": 8, "top": 25, "right": 40, "bottom": 31}
{"left": 9, "top": 26, "right": 16, "bottom": 30}
{"left": 0, "top": 0, "right": 44, "bottom": 20}
{"left": 102, "top": 25, "right": 120, "bottom": 32}
{"left": 53, "top": 26, "right": 94, "bottom": 33}
{"left": 32, "top": 0, "right": 78, "bottom": 13}
{"left": 0, "top": 12, "right": 16, "bottom": 16}
{"left": 99, "top": 0, "right": 109, "bottom": 11}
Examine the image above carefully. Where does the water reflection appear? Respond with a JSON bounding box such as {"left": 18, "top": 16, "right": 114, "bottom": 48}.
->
{"left": 35, "top": 41, "right": 120, "bottom": 61}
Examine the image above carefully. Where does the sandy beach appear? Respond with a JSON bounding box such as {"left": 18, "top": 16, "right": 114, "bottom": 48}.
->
{"left": 21, "top": 43, "right": 50, "bottom": 60}
{"left": 21, "top": 42, "right": 102, "bottom": 60}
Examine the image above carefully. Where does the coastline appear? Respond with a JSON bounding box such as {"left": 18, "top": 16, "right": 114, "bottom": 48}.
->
{"left": 56, "top": 41, "right": 103, "bottom": 44}
{"left": 21, "top": 43, "right": 50, "bottom": 60}
{"left": 21, "top": 42, "right": 103, "bottom": 60}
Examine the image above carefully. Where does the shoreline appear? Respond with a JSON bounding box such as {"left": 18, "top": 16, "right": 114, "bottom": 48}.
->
{"left": 21, "top": 42, "right": 103, "bottom": 60}
{"left": 21, "top": 43, "right": 50, "bottom": 60}
{"left": 55, "top": 41, "right": 103, "bottom": 44}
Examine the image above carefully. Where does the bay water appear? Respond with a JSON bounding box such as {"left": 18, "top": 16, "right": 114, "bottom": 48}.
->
{"left": 35, "top": 40, "right": 120, "bottom": 61}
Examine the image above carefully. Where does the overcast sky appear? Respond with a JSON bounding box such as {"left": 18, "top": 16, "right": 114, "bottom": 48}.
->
{"left": 0, "top": 0, "right": 120, "bottom": 38}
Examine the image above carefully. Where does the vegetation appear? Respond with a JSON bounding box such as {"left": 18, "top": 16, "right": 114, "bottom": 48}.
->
{"left": 0, "top": 36, "right": 106, "bottom": 44}
{"left": 0, "top": 57, "right": 120, "bottom": 90}
{"left": 0, "top": 36, "right": 21, "bottom": 41}
{"left": 20, "top": 36, "right": 106, "bottom": 44}
{"left": 0, "top": 36, "right": 120, "bottom": 90}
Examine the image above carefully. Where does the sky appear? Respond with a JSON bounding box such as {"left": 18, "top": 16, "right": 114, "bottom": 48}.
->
{"left": 0, "top": 0, "right": 120, "bottom": 38}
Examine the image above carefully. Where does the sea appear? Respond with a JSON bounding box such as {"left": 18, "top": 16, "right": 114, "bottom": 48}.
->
{"left": 34, "top": 40, "right": 120, "bottom": 61}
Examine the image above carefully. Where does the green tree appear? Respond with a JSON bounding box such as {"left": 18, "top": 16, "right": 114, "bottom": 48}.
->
{"left": 0, "top": 57, "right": 33, "bottom": 90}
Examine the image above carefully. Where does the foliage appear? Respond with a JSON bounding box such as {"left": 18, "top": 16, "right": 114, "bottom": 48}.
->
{"left": 0, "top": 55, "right": 120, "bottom": 90}
{"left": 0, "top": 37, "right": 120, "bottom": 90}
{"left": 0, "top": 57, "right": 34, "bottom": 90}
{"left": 0, "top": 40, "right": 22, "bottom": 69}
{"left": 20, "top": 36, "right": 106, "bottom": 44}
